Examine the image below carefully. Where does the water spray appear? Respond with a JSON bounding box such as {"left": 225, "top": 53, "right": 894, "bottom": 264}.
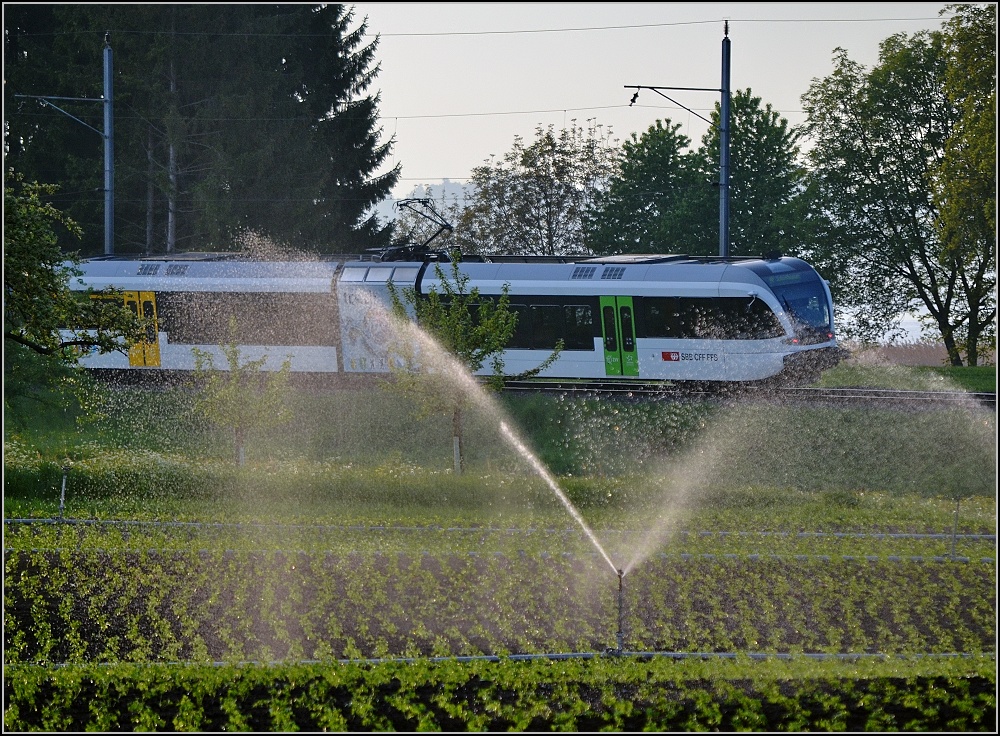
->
{"left": 498, "top": 421, "right": 618, "bottom": 574}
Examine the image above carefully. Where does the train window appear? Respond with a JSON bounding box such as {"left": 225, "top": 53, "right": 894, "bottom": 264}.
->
{"left": 771, "top": 282, "right": 831, "bottom": 329}
{"left": 365, "top": 268, "right": 395, "bottom": 282}
{"left": 533, "top": 305, "right": 562, "bottom": 348}
{"left": 642, "top": 297, "right": 683, "bottom": 338}
{"left": 619, "top": 306, "right": 635, "bottom": 351}
{"left": 341, "top": 268, "right": 368, "bottom": 282}
{"left": 711, "top": 298, "right": 785, "bottom": 339}
{"left": 508, "top": 301, "right": 596, "bottom": 351}
{"left": 562, "top": 305, "right": 595, "bottom": 350}
{"left": 642, "top": 297, "right": 784, "bottom": 340}
{"left": 508, "top": 304, "right": 532, "bottom": 348}
{"left": 141, "top": 298, "right": 157, "bottom": 343}
{"left": 391, "top": 267, "right": 421, "bottom": 283}
{"left": 123, "top": 293, "right": 140, "bottom": 319}
{"left": 156, "top": 292, "right": 340, "bottom": 346}
{"left": 602, "top": 306, "right": 618, "bottom": 352}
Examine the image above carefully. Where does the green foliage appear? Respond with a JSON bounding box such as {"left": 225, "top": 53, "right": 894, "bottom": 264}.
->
{"left": 455, "top": 120, "right": 621, "bottom": 256}
{"left": 385, "top": 255, "right": 561, "bottom": 472}
{"left": 817, "top": 361, "right": 996, "bottom": 393}
{"left": 585, "top": 119, "right": 708, "bottom": 254}
{"left": 7, "top": 379, "right": 994, "bottom": 500}
{"left": 2, "top": 438, "right": 223, "bottom": 512}
{"left": 4, "top": 6, "right": 397, "bottom": 255}
{"left": 586, "top": 90, "right": 809, "bottom": 258}
{"left": 3, "top": 659, "right": 996, "bottom": 731}
{"left": 701, "top": 88, "right": 811, "bottom": 258}
{"left": 3, "top": 171, "right": 141, "bottom": 359}
{"left": 3, "top": 172, "right": 143, "bottom": 433}
{"left": 190, "top": 319, "right": 293, "bottom": 465}
{"left": 5, "top": 381, "right": 995, "bottom": 727}
{"left": 800, "top": 21, "right": 995, "bottom": 365}
{"left": 4, "top": 532, "right": 996, "bottom": 663}
{"left": 695, "top": 404, "right": 996, "bottom": 497}
{"left": 3, "top": 343, "right": 92, "bottom": 437}
{"left": 502, "top": 393, "right": 713, "bottom": 476}
{"left": 932, "top": 4, "right": 997, "bottom": 367}
{"left": 915, "top": 365, "right": 995, "bottom": 394}
{"left": 388, "top": 256, "right": 519, "bottom": 389}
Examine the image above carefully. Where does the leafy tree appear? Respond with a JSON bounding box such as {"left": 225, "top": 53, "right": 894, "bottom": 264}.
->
{"left": 4, "top": 4, "right": 398, "bottom": 255}
{"left": 800, "top": 23, "right": 994, "bottom": 365}
{"left": 4, "top": 171, "right": 142, "bottom": 360}
{"left": 585, "top": 90, "right": 808, "bottom": 258}
{"left": 3, "top": 170, "right": 143, "bottom": 430}
{"left": 455, "top": 120, "right": 621, "bottom": 256}
{"left": 190, "top": 319, "right": 293, "bottom": 466}
{"left": 584, "top": 119, "right": 707, "bottom": 254}
{"left": 700, "top": 89, "right": 810, "bottom": 258}
{"left": 386, "top": 255, "right": 560, "bottom": 473}
{"left": 931, "top": 3, "right": 996, "bottom": 365}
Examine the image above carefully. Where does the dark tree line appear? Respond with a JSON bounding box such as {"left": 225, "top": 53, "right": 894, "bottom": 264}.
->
{"left": 4, "top": 4, "right": 398, "bottom": 255}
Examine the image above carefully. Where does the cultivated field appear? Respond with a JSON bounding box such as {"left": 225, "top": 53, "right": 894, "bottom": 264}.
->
{"left": 4, "top": 361, "right": 996, "bottom": 730}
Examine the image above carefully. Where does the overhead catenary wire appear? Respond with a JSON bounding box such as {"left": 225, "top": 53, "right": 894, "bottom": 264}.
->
{"left": 10, "top": 15, "right": 954, "bottom": 39}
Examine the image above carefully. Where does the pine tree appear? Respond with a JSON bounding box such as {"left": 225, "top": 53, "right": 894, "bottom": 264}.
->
{"left": 4, "top": 4, "right": 398, "bottom": 255}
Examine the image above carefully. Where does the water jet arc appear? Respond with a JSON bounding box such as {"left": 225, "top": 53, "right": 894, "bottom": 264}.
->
{"left": 498, "top": 421, "right": 618, "bottom": 574}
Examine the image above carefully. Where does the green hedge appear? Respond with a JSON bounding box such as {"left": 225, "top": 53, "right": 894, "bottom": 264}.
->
{"left": 5, "top": 658, "right": 995, "bottom": 732}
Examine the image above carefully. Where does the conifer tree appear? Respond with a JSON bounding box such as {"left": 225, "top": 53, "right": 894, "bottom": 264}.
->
{"left": 4, "top": 4, "right": 398, "bottom": 255}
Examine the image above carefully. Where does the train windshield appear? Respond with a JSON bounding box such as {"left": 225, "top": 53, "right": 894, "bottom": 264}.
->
{"left": 771, "top": 279, "right": 832, "bottom": 339}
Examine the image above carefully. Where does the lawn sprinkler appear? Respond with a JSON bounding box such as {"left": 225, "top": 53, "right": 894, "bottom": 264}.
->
{"left": 605, "top": 568, "right": 626, "bottom": 655}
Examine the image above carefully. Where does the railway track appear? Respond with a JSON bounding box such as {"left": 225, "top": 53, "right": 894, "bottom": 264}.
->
{"left": 757, "top": 385, "right": 996, "bottom": 409}
{"left": 501, "top": 380, "right": 997, "bottom": 409}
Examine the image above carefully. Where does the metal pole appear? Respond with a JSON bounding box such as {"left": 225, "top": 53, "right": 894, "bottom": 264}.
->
{"left": 951, "top": 498, "right": 960, "bottom": 559}
{"left": 719, "top": 22, "right": 731, "bottom": 259}
{"left": 13, "top": 34, "right": 114, "bottom": 253}
{"left": 103, "top": 33, "right": 114, "bottom": 255}
{"left": 60, "top": 467, "right": 68, "bottom": 519}
{"left": 615, "top": 568, "right": 625, "bottom": 652}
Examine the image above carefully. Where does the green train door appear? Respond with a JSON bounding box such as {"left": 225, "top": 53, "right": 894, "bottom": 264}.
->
{"left": 123, "top": 291, "right": 161, "bottom": 367}
{"left": 599, "top": 296, "right": 639, "bottom": 377}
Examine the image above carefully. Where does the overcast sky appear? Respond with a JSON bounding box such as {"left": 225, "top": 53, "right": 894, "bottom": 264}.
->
{"left": 350, "top": 2, "right": 954, "bottom": 203}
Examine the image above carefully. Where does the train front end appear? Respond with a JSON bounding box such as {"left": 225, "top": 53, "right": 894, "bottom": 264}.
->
{"left": 736, "top": 257, "right": 844, "bottom": 383}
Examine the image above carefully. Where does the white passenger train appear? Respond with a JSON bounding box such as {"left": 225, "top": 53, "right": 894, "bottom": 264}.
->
{"left": 66, "top": 250, "right": 841, "bottom": 385}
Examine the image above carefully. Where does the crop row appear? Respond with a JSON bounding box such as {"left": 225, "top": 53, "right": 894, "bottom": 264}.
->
{"left": 5, "top": 519, "right": 996, "bottom": 561}
{"left": 5, "top": 548, "right": 994, "bottom": 665}
{"left": 4, "top": 657, "right": 996, "bottom": 732}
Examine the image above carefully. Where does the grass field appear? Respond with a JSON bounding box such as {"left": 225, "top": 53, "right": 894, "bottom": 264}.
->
{"left": 826, "top": 342, "right": 996, "bottom": 392}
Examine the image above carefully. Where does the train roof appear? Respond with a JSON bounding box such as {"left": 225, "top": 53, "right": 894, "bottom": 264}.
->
{"left": 412, "top": 254, "right": 823, "bottom": 291}
{"left": 69, "top": 256, "right": 341, "bottom": 293}
{"left": 69, "top": 251, "right": 824, "bottom": 293}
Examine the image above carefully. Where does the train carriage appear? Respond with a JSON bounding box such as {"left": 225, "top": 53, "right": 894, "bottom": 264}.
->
{"left": 67, "top": 255, "right": 343, "bottom": 374}
{"left": 343, "top": 253, "right": 839, "bottom": 383}
{"left": 66, "top": 250, "right": 840, "bottom": 386}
